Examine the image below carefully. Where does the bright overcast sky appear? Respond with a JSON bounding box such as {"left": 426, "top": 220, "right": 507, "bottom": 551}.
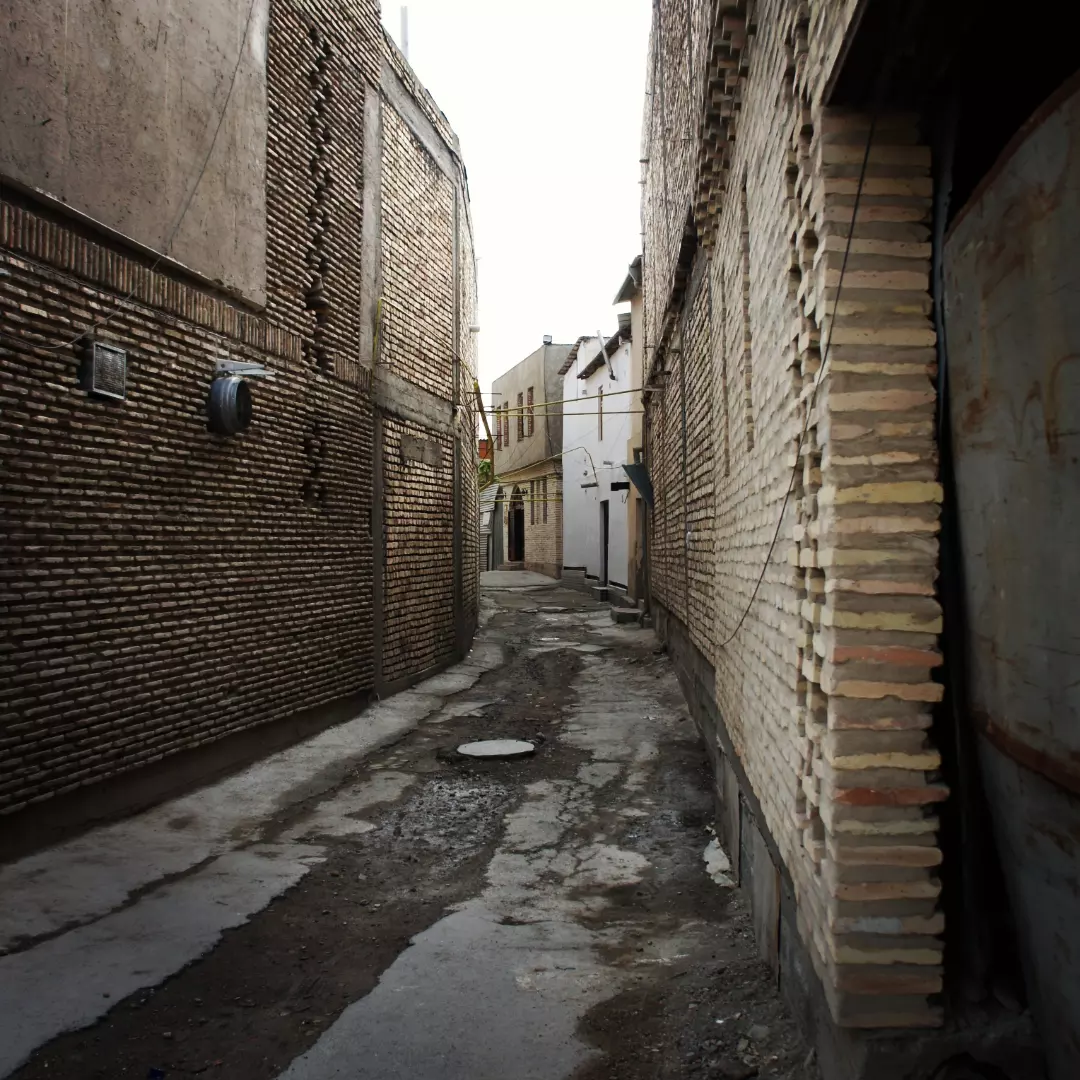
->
{"left": 381, "top": 1, "right": 651, "bottom": 401}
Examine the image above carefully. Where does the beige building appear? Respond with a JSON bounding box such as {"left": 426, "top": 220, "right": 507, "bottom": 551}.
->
{"left": 490, "top": 338, "right": 571, "bottom": 578}
{"left": 615, "top": 257, "right": 647, "bottom": 602}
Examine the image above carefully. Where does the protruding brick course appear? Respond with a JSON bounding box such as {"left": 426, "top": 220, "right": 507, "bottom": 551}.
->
{"left": 642, "top": 0, "right": 943, "bottom": 1032}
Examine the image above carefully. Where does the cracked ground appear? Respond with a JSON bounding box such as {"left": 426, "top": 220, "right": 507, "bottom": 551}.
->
{"left": 0, "top": 577, "right": 817, "bottom": 1080}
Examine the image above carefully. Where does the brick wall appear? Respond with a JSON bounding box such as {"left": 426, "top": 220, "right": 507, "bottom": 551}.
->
{"left": 0, "top": 0, "right": 477, "bottom": 818}
{"left": 379, "top": 100, "right": 455, "bottom": 398}
{"left": 381, "top": 417, "right": 455, "bottom": 683}
{"left": 374, "top": 30, "right": 479, "bottom": 682}
{"left": 499, "top": 467, "right": 562, "bottom": 579}
{"left": 458, "top": 187, "right": 480, "bottom": 626}
{"left": 642, "top": 0, "right": 943, "bottom": 1032}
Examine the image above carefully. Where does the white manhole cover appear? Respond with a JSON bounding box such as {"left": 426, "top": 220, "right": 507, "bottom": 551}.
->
{"left": 457, "top": 739, "right": 536, "bottom": 759}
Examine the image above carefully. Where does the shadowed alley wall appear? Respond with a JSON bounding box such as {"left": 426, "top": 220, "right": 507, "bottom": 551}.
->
{"left": 0, "top": 0, "right": 477, "bottom": 826}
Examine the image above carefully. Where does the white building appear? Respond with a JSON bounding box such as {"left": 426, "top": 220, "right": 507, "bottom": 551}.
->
{"left": 560, "top": 320, "right": 634, "bottom": 598}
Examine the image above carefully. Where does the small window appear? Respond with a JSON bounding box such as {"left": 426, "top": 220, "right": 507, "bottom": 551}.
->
{"left": 530, "top": 480, "right": 536, "bottom": 524}
{"left": 517, "top": 392, "right": 525, "bottom": 441}
{"left": 527, "top": 386, "right": 535, "bottom": 436}
{"left": 495, "top": 406, "right": 502, "bottom": 450}
{"left": 542, "top": 477, "right": 548, "bottom": 523}
{"left": 598, "top": 387, "right": 603, "bottom": 441}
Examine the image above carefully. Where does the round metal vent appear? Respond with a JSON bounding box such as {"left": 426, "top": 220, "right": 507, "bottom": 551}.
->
{"left": 207, "top": 376, "right": 253, "bottom": 435}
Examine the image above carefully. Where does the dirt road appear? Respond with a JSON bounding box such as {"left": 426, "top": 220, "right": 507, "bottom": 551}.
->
{"left": 1, "top": 575, "right": 815, "bottom": 1080}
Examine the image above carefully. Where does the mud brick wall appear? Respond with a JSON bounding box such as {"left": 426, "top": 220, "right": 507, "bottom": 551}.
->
{"left": 642, "top": 0, "right": 944, "bottom": 1030}
{"left": 458, "top": 190, "right": 480, "bottom": 627}
{"left": 0, "top": 226, "right": 374, "bottom": 815}
{"left": 381, "top": 417, "right": 455, "bottom": 683}
{"left": 375, "top": 30, "right": 478, "bottom": 674}
{"left": 266, "top": 0, "right": 382, "bottom": 385}
{"left": 523, "top": 470, "right": 563, "bottom": 579}
{"left": 378, "top": 101, "right": 455, "bottom": 399}
{"left": 0, "top": 0, "right": 478, "bottom": 816}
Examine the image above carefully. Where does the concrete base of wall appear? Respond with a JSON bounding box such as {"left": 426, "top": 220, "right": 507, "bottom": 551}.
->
{"left": 524, "top": 561, "right": 560, "bottom": 580}
{"left": 606, "top": 581, "right": 629, "bottom": 605}
{"left": 0, "top": 631, "right": 477, "bottom": 866}
{"left": 652, "top": 600, "right": 1045, "bottom": 1080}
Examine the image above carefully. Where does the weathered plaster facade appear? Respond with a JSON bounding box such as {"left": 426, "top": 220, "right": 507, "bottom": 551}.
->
{"left": 491, "top": 340, "right": 570, "bottom": 579}
{"left": 0, "top": 0, "right": 271, "bottom": 304}
{"left": 0, "top": 1, "right": 477, "bottom": 826}
{"left": 642, "top": 0, "right": 943, "bottom": 1042}
{"left": 561, "top": 330, "right": 634, "bottom": 593}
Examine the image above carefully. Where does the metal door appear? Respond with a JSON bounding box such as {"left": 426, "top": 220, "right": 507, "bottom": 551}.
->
{"left": 944, "top": 76, "right": 1080, "bottom": 1080}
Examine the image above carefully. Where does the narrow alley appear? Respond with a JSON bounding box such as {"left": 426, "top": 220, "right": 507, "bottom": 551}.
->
{"left": 4, "top": 0, "right": 1078, "bottom": 1074}
{"left": 0, "top": 576, "right": 813, "bottom": 1080}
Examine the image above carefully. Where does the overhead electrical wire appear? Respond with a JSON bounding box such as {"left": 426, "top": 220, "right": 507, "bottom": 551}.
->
{"left": 715, "top": 106, "right": 879, "bottom": 649}
{"left": 481, "top": 385, "right": 659, "bottom": 409}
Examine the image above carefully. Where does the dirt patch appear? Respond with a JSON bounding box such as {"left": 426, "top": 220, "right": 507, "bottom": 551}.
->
{"left": 570, "top": 737, "right": 818, "bottom": 1080}
{"left": 572, "top": 895, "right": 818, "bottom": 1080}
{"left": 10, "top": 586, "right": 818, "bottom": 1080}
{"left": 578, "top": 920, "right": 812, "bottom": 1080}
{"left": 10, "top": 644, "right": 585, "bottom": 1080}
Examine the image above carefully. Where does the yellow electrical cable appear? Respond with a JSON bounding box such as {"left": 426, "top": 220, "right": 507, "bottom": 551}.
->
{"left": 481, "top": 385, "right": 657, "bottom": 409}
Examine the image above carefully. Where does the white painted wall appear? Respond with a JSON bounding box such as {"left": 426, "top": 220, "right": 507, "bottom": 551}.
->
{"left": 562, "top": 336, "right": 634, "bottom": 589}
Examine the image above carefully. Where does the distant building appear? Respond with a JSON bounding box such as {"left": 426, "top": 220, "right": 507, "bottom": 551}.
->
{"left": 560, "top": 322, "right": 634, "bottom": 599}
{"left": 490, "top": 338, "right": 572, "bottom": 578}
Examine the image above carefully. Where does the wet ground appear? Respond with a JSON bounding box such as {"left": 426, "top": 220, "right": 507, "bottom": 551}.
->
{"left": 0, "top": 576, "right": 817, "bottom": 1080}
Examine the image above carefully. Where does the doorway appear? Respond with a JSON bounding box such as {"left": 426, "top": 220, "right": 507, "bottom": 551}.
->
{"left": 508, "top": 488, "right": 525, "bottom": 563}
{"left": 600, "top": 500, "right": 609, "bottom": 585}
{"left": 492, "top": 490, "right": 505, "bottom": 568}
{"left": 634, "top": 496, "right": 646, "bottom": 598}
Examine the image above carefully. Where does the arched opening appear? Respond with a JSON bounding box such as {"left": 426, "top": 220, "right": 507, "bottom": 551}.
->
{"left": 491, "top": 486, "right": 505, "bottom": 569}
{"left": 508, "top": 487, "right": 525, "bottom": 563}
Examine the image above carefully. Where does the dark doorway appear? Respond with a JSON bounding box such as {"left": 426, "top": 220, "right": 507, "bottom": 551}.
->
{"left": 600, "top": 500, "right": 610, "bottom": 585}
{"left": 634, "top": 497, "right": 646, "bottom": 598}
{"left": 508, "top": 488, "right": 525, "bottom": 563}
{"left": 492, "top": 490, "right": 505, "bottom": 568}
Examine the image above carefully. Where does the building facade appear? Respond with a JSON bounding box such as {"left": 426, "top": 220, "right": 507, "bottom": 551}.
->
{"left": 0, "top": 0, "right": 478, "bottom": 834}
{"left": 490, "top": 338, "right": 570, "bottom": 579}
{"left": 615, "top": 257, "right": 648, "bottom": 604}
{"left": 641, "top": 1, "right": 1077, "bottom": 1079}
{"left": 561, "top": 325, "right": 635, "bottom": 598}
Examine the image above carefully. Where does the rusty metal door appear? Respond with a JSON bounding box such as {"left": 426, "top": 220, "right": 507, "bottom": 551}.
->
{"left": 944, "top": 75, "right": 1080, "bottom": 1080}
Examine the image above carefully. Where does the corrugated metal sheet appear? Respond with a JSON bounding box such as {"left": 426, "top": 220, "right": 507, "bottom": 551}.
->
{"left": 944, "top": 74, "right": 1080, "bottom": 1080}
{"left": 478, "top": 483, "right": 499, "bottom": 536}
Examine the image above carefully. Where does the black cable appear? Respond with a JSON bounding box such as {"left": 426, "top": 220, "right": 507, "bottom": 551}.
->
{"left": 0, "top": 0, "right": 260, "bottom": 355}
{"left": 717, "top": 107, "right": 879, "bottom": 648}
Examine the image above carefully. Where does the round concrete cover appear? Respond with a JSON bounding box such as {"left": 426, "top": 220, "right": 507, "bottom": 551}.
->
{"left": 457, "top": 739, "right": 535, "bottom": 759}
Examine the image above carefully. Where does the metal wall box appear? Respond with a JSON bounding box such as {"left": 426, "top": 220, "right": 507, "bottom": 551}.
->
{"left": 83, "top": 342, "right": 127, "bottom": 400}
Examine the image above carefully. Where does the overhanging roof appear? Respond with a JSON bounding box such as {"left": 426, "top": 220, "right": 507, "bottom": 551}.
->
{"left": 614, "top": 255, "right": 643, "bottom": 304}
{"left": 578, "top": 326, "right": 630, "bottom": 379}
